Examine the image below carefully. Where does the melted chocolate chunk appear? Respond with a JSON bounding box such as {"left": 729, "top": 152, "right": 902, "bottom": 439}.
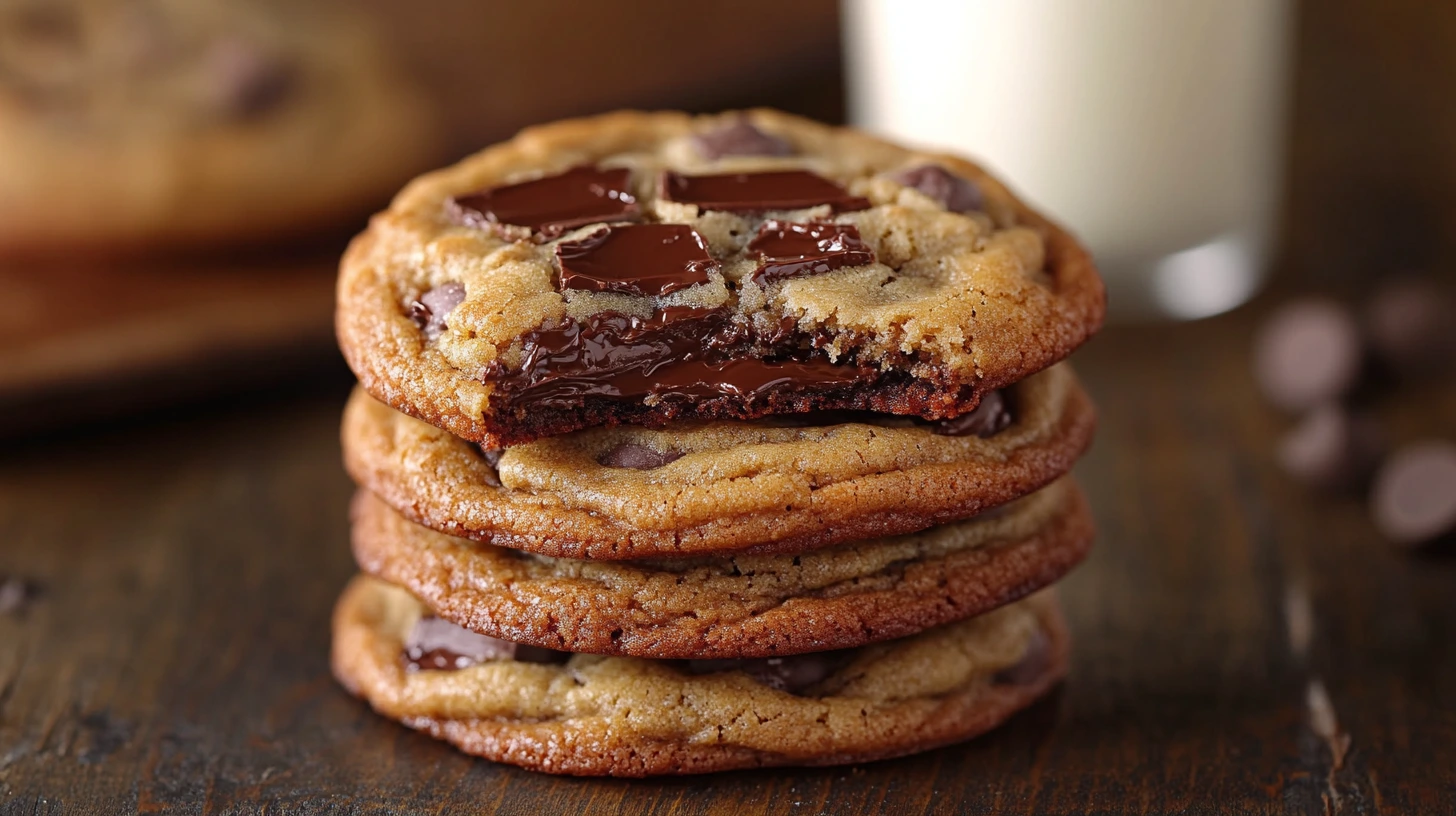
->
{"left": 451, "top": 166, "right": 639, "bottom": 239}
{"left": 599, "top": 443, "right": 684, "bottom": 469}
{"left": 932, "top": 390, "right": 1011, "bottom": 437}
{"left": 747, "top": 220, "right": 876, "bottom": 283}
{"left": 890, "top": 165, "right": 983, "bottom": 213}
{"left": 556, "top": 224, "right": 718, "bottom": 297}
{"left": 484, "top": 308, "right": 875, "bottom": 412}
{"left": 659, "top": 170, "right": 871, "bottom": 214}
{"left": 403, "top": 616, "right": 568, "bottom": 671}
{"left": 993, "top": 628, "right": 1050, "bottom": 686}
{"left": 691, "top": 118, "right": 794, "bottom": 159}
{"left": 684, "top": 651, "right": 854, "bottom": 695}
{"left": 408, "top": 282, "right": 466, "bottom": 341}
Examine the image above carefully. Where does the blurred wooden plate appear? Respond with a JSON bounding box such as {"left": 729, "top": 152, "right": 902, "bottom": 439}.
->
{"left": 0, "top": 253, "right": 339, "bottom": 433}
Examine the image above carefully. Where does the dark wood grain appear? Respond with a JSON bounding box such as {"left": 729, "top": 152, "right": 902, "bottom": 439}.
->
{"left": 1, "top": 307, "right": 1452, "bottom": 815}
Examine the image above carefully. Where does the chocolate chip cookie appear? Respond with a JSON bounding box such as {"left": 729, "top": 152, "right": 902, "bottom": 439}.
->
{"left": 337, "top": 109, "right": 1104, "bottom": 447}
{"left": 0, "top": 0, "right": 439, "bottom": 256}
{"left": 331, "top": 575, "right": 1067, "bottom": 776}
{"left": 349, "top": 477, "right": 1091, "bottom": 658}
{"left": 342, "top": 363, "right": 1094, "bottom": 559}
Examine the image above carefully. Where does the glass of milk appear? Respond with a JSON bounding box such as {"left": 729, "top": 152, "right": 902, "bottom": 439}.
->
{"left": 843, "top": 0, "right": 1293, "bottom": 320}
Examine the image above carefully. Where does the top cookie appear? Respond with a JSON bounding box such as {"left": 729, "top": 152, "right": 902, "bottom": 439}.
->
{"left": 0, "top": 0, "right": 439, "bottom": 256}
{"left": 337, "top": 109, "right": 1104, "bottom": 447}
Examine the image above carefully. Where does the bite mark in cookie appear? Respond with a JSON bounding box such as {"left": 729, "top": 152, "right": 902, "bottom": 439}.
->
{"left": 481, "top": 307, "right": 878, "bottom": 415}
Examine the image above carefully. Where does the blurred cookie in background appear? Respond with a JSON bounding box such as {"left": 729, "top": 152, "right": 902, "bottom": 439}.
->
{"left": 0, "top": 0, "right": 440, "bottom": 257}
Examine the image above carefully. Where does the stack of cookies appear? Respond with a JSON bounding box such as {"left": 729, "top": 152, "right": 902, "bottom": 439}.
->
{"left": 331, "top": 110, "right": 1105, "bottom": 776}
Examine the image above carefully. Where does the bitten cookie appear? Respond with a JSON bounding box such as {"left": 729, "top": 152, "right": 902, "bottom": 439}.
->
{"left": 350, "top": 477, "right": 1092, "bottom": 658}
{"left": 0, "top": 0, "right": 439, "bottom": 256}
{"left": 342, "top": 363, "right": 1094, "bottom": 558}
{"left": 331, "top": 575, "right": 1068, "bottom": 776}
{"left": 336, "top": 109, "right": 1104, "bottom": 447}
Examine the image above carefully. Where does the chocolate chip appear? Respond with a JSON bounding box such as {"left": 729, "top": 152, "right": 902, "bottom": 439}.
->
{"left": 1366, "top": 279, "right": 1456, "bottom": 378}
{"left": 598, "top": 443, "right": 684, "bottom": 470}
{"left": 685, "top": 651, "right": 853, "bottom": 695}
{"left": 1371, "top": 441, "right": 1456, "bottom": 546}
{"left": 691, "top": 117, "right": 794, "bottom": 160}
{"left": 409, "top": 282, "right": 465, "bottom": 341}
{"left": 475, "top": 447, "right": 503, "bottom": 487}
{"left": 205, "top": 36, "right": 294, "bottom": 118}
{"left": 1277, "top": 404, "right": 1385, "bottom": 491}
{"left": 555, "top": 224, "right": 718, "bottom": 298}
{"left": 933, "top": 390, "right": 1012, "bottom": 437}
{"left": 889, "top": 165, "right": 984, "bottom": 213}
{"left": 993, "top": 628, "right": 1050, "bottom": 686}
{"left": 659, "top": 170, "right": 871, "bottom": 214}
{"left": 748, "top": 220, "right": 876, "bottom": 284}
{"left": 1253, "top": 300, "right": 1364, "bottom": 412}
{"left": 451, "top": 166, "right": 640, "bottom": 239}
{"left": 403, "top": 615, "right": 568, "bottom": 671}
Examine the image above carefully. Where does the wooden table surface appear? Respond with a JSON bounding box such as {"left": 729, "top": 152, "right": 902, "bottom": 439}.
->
{"left": 1, "top": 303, "right": 1452, "bottom": 815}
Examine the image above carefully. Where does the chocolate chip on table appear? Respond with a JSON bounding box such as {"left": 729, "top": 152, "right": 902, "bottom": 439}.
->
{"left": 889, "top": 165, "right": 984, "bottom": 213}
{"left": 1370, "top": 441, "right": 1456, "bottom": 547}
{"left": 205, "top": 36, "right": 294, "bottom": 118}
{"left": 691, "top": 117, "right": 794, "bottom": 159}
{"left": 1366, "top": 279, "right": 1456, "bottom": 377}
{"left": 1253, "top": 299, "right": 1364, "bottom": 412}
{"left": 0, "top": 575, "right": 41, "bottom": 617}
{"left": 993, "top": 628, "right": 1050, "bottom": 686}
{"left": 933, "top": 390, "right": 1012, "bottom": 437}
{"left": 1277, "top": 404, "right": 1384, "bottom": 491}
{"left": 598, "top": 443, "right": 684, "bottom": 470}
{"left": 404, "top": 615, "right": 568, "bottom": 671}
{"left": 408, "top": 282, "right": 466, "bottom": 341}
